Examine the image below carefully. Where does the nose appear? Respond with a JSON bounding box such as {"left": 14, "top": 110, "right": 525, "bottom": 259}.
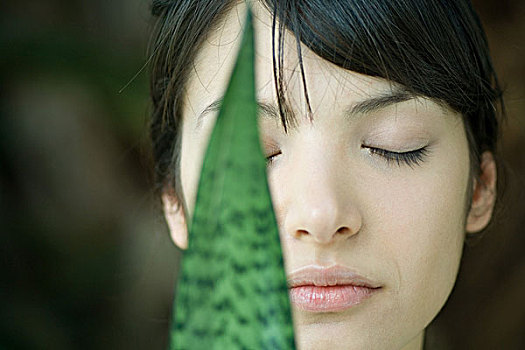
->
{"left": 283, "top": 161, "right": 362, "bottom": 244}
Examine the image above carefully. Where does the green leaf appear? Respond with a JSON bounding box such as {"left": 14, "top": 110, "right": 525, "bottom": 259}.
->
{"left": 170, "top": 6, "right": 295, "bottom": 350}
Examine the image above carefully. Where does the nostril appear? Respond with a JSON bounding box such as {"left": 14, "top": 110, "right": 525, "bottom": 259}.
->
{"left": 295, "top": 229, "right": 309, "bottom": 238}
{"left": 336, "top": 226, "right": 352, "bottom": 235}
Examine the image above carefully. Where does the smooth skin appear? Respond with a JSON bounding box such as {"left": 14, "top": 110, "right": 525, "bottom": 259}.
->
{"left": 162, "top": 2, "right": 497, "bottom": 349}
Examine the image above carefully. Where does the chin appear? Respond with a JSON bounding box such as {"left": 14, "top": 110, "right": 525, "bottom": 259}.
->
{"left": 291, "top": 309, "right": 424, "bottom": 350}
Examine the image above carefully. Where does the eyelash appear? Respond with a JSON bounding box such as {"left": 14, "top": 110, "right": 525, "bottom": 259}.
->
{"left": 266, "top": 151, "right": 281, "bottom": 165}
{"left": 266, "top": 147, "right": 429, "bottom": 167}
{"left": 366, "top": 146, "right": 428, "bottom": 167}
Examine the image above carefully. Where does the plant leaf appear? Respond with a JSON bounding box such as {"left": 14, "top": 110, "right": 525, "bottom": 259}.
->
{"left": 170, "top": 6, "right": 295, "bottom": 350}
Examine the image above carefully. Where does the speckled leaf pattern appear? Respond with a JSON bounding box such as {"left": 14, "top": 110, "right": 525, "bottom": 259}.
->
{"left": 169, "top": 8, "right": 295, "bottom": 350}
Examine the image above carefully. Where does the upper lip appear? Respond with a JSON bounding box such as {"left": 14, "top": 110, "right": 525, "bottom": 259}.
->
{"left": 287, "top": 265, "right": 382, "bottom": 289}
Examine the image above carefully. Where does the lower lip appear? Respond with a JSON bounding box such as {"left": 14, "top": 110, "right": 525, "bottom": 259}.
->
{"left": 289, "top": 285, "right": 378, "bottom": 312}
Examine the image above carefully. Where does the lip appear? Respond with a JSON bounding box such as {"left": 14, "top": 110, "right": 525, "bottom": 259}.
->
{"left": 287, "top": 265, "right": 382, "bottom": 312}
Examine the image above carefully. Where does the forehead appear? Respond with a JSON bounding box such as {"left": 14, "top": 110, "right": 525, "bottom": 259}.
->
{"left": 183, "top": 2, "right": 451, "bottom": 127}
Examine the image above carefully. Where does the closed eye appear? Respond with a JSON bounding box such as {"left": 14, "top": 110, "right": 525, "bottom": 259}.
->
{"left": 364, "top": 146, "right": 429, "bottom": 167}
{"left": 266, "top": 151, "right": 282, "bottom": 165}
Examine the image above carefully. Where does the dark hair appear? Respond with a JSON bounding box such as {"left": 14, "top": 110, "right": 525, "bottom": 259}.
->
{"left": 148, "top": 0, "right": 503, "bottom": 208}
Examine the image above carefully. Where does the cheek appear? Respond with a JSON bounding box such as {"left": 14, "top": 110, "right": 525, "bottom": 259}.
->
{"left": 368, "top": 161, "right": 469, "bottom": 327}
{"left": 180, "top": 116, "right": 217, "bottom": 217}
{"left": 382, "top": 176, "right": 467, "bottom": 281}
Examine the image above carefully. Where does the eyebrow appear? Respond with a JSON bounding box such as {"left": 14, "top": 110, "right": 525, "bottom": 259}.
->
{"left": 196, "top": 99, "right": 281, "bottom": 129}
{"left": 348, "top": 89, "right": 417, "bottom": 115}
{"left": 195, "top": 88, "right": 417, "bottom": 130}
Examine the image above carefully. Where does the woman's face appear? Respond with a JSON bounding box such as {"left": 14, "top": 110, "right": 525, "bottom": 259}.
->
{"left": 164, "top": 3, "right": 494, "bottom": 350}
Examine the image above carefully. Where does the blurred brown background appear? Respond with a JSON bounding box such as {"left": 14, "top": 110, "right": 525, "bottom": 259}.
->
{"left": 1, "top": 0, "right": 523, "bottom": 349}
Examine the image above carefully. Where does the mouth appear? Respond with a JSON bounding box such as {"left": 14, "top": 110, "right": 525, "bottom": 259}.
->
{"left": 287, "top": 265, "right": 382, "bottom": 313}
